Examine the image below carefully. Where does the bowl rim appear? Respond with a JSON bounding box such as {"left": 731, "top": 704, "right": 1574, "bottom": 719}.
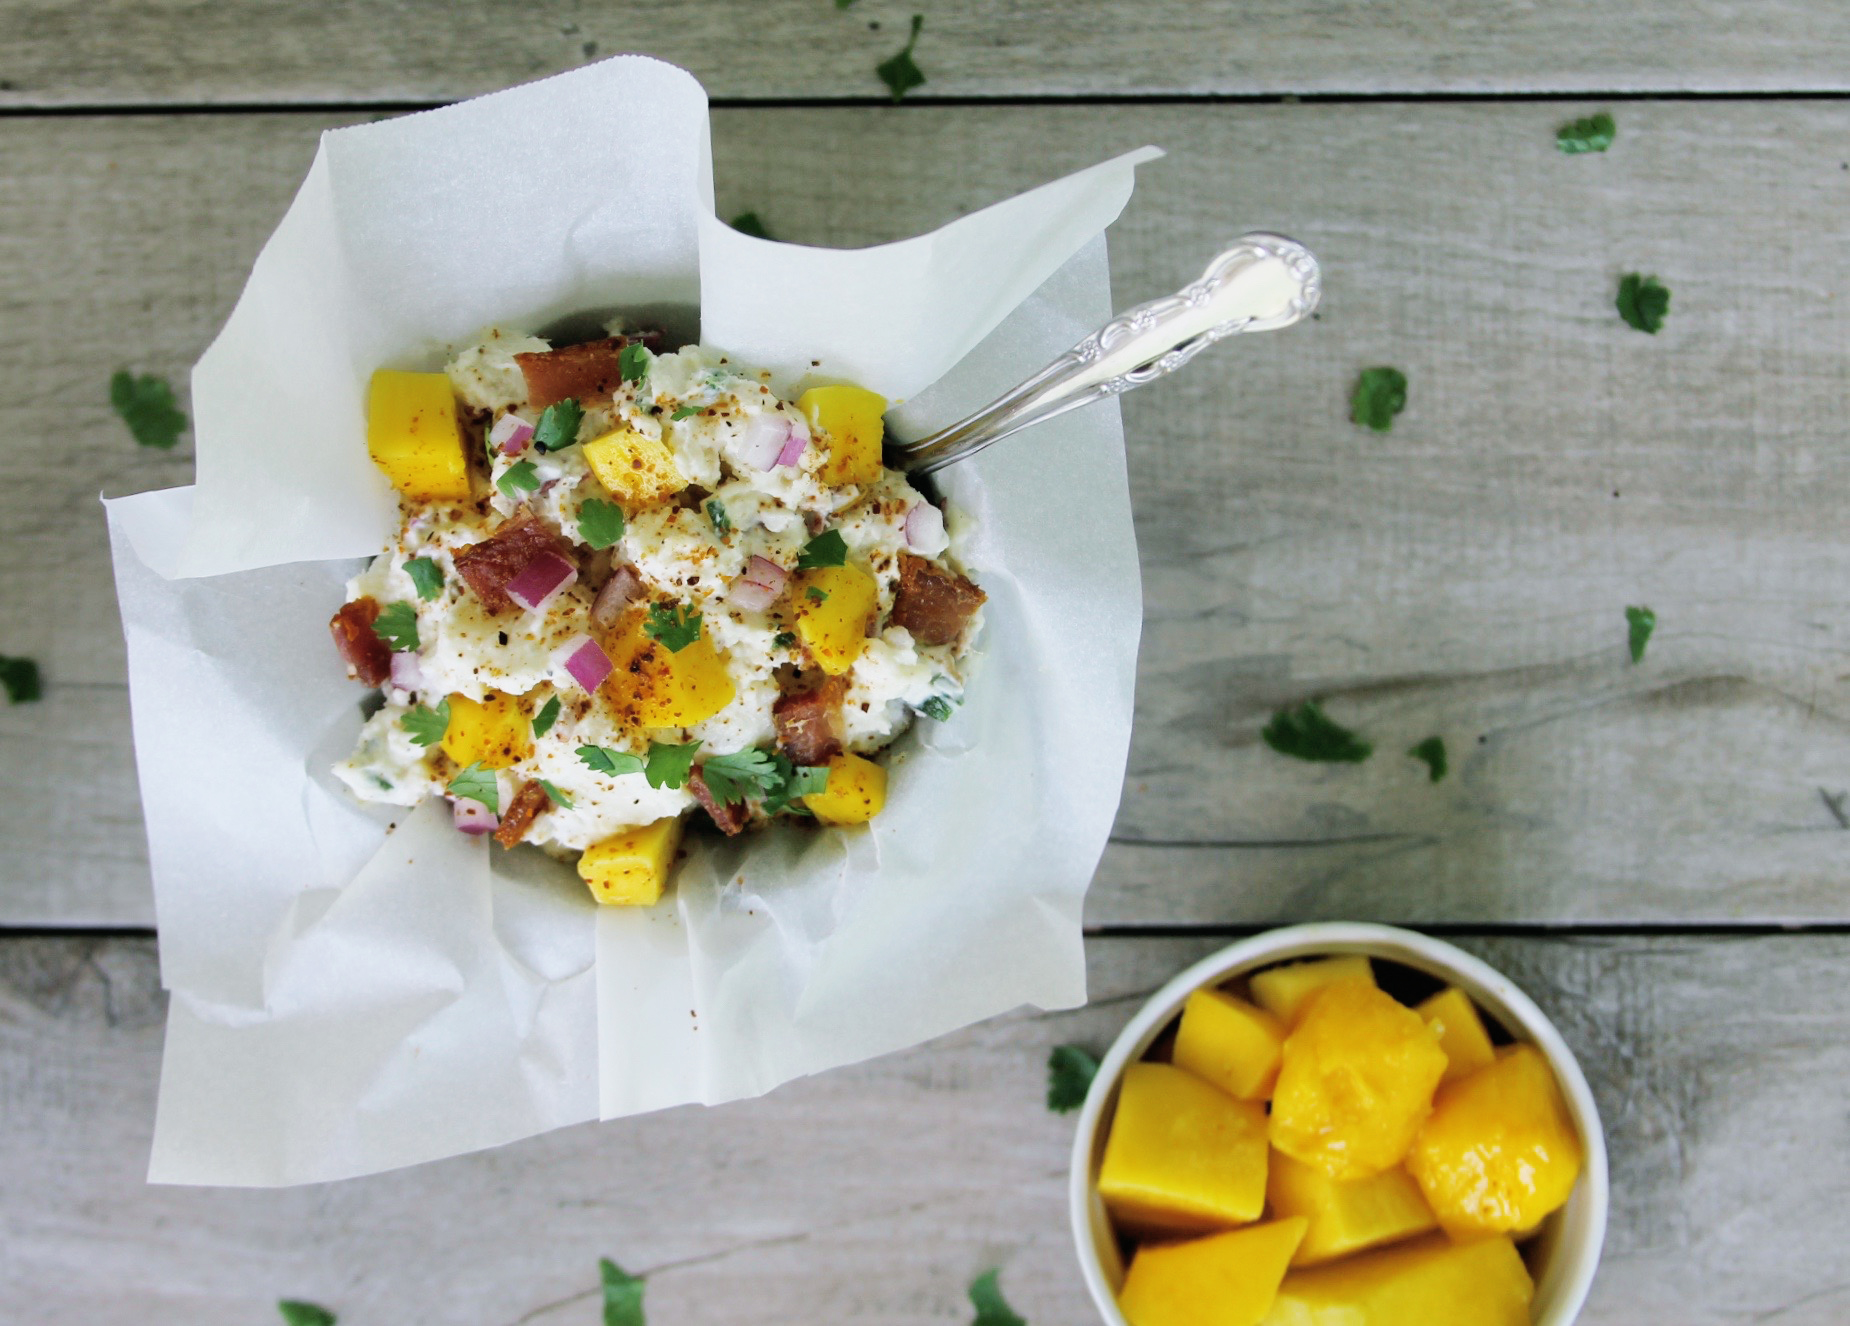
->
{"left": 1067, "top": 922, "right": 1610, "bottom": 1325}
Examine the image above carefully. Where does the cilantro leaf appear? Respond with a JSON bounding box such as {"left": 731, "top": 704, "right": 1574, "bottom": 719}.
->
{"left": 670, "top": 404, "right": 702, "bottom": 421}
{"left": 877, "top": 14, "right": 926, "bottom": 102}
{"left": 644, "top": 602, "right": 703, "bottom": 652}
{"left": 404, "top": 556, "right": 443, "bottom": 601}
{"left": 730, "top": 211, "right": 775, "bottom": 239}
{"left": 1262, "top": 700, "right": 1373, "bottom": 763}
{"left": 619, "top": 342, "right": 652, "bottom": 386}
{"left": 578, "top": 497, "right": 626, "bottom": 550}
{"left": 277, "top": 1303, "right": 337, "bottom": 1326}
{"left": 798, "top": 529, "right": 848, "bottom": 569}
{"left": 699, "top": 748, "right": 783, "bottom": 806}
{"left": 761, "top": 756, "right": 829, "bottom": 816}
{"left": 578, "top": 745, "right": 645, "bottom": 777}
{"left": 372, "top": 601, "right": 419, "bottom": 652}
{"left": 1626, "top": 604, "right": 1656, "bottom": 663}
{"left": 1, "top": 655, "right": 42, "bottom": 705}
{"left": 645, "top": 740, "right": 701, "bottom": 790}
{"left": 1616, "top": 273, "right": 1670, "bottom": 334}
{"left": 1408, "top": 736, "right": 1448, "bottom": 783}
{"left": 497, "top": 458, "right": 541, "bottom": 498}
{"left": 919, "top": 695, "right": 956, "bottom": 722}
{"left": 539, "top": 779, "right": 573, "bottom": 810}
{"left": 401, "top": 697, "right": 450, "bottom": 747}
{"left": 109, "top": 369, "right": 187, "bottom": 450}
{"left": 533, "top": 399, "right": 584, "bottom": 453}
{"left": 1557, "top": 111, "right": 1616, "bottom": 154}
{"left": 1047, "top": 1044, "right": 1099, "bottom": 1114}
{"left": 706, "top": 498, "right": 732, "bottom": 536}
{"left": 1351, "top": 367, "right": 1408, "bottom": 433}
{"left": 531, "top": 694, "right": 562, "bottom": 738}
{"left": 447, "top": 762, "right": 498, "bottom": 813}
{"left": 600, "top": 1258, "right": 645, "bottom": 1326}
{"left": 806, "top": 587, "right": 829, "bottom": 603}
{"left": 772, "top": 631, "right": 797, "bottom": 649}
{"left": 968, "top": 1269, "right": 1026, "bottom": 1326}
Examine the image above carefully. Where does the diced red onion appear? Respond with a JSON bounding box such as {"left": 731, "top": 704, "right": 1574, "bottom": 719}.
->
{"left": 506, "top": 551, "right": 579, "bottom": 613}
{"left": 490, "top": 414, "right": 534, "bottom": 456}
{"left": 592, "top": 565, "right": 645, "bottom": 629}
{"left": 453, "top": 798, "right": 499, "bottom": 835}
{"left": 557, "top": 634, "right": 614, "bottom": 693}
{"left": 738, "top": 413, "right": 788, "bottom": 471}
{"left": 775, "top": 420, "right": 809, "bottom": 468}
{"left": 728, "top": 555, "right": 788, "bottom": 613}
{"left": 389, "top": 650, "right": 424, "bottom": 691}
{"left": 903, "top": 500, "right": 946, "bottom": 551}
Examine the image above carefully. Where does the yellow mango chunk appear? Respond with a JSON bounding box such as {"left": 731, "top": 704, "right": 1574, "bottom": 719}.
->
{"left": 1258, "top": 1234, "right": 1533, "bottom": 1326}
{"left": 1417, "top": 987, "right": 1497, "bottom": 1084}
{"left": 1249, "top": 955, "right": 1377, "bottom": 1027}
{"left": 802, "top": 752, "right": 887, "bottom": 825}
{"left": 440, "top": 692, "right": 532, "bottom": 770}
{"left": 1173, "top": 988, "right": 1286, "bottom": 1101}
{"left": 1119, "top": 1218, "right": 1308, "bottom": 1326}
{"left": 800, "top": 384, "right": 887, "bottom": 487}
{"left": 1265, "top": 1150, "right": 1436, "bottom": 1267}
{"left": 1268, "top": 982, "right": 1448, "bottom": 1181}
{"left": 602, "top": 610, "right": 737, "bottom": 729}
{"left": 367, "top": 370, "right": 470, "bottom": 502}
{"left": 577, "top": 817, "right": 684, "bottom": 906}
{"left": 582, "top": 426, "right": 686, "bottom": 507}
{"left": 1407, "top": 1043, "right": 1584, "bottom": 1236}
{"left": 793, "top": 564, "right": 879, "bottom": 676}
{"left": 1099, "top": 1062, "right": 1269, "bottom": 1235}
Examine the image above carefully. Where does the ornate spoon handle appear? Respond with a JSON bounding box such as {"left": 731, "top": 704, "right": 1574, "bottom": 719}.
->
{"left": 890, "top": 233, "right": 1321, "bottom": 475}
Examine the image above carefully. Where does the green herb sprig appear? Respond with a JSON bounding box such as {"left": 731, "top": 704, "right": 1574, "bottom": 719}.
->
{"left": 401, "top": 698, "right": 450, "bottom": 747}
{"left": 371, "top": 601, "right": 419, "bottom": 652}
{"left": 877, "top": 14, "right": 926, "bottom": 101}
{"left": 1046, "top": 1044, "right": 1099, "bottom": 1113}
{"left": 1262, "top": 700, "right": 1373, "bottom": 764}
{"left": 110, "top": 370, "right": 187, "bottom": 449}
{"left": 533, "top": 399, "right": 584, "bottom": 453}
{"left": 1351, "top": 367, "right": 1408, "bottom": 433}
{"left": 644, "top": 602, "right": 703, "bottom": 652}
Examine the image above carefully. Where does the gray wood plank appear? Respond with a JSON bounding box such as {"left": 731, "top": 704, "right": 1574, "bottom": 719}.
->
{"left": 6, "top": 103, "right": 1850, "bottom": 925}
{"left": 3, "top": 932, "right": 1846, "bottom": 1324}
{"left": 4, "top": 0, "right": 1850, "bottom": 105}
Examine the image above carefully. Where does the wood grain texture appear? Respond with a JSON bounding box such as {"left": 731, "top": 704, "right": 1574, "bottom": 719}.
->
{"left": 4, "top": 0, "right": 1850, "bottom": 106}
{"left": 6, "top": 103, "right": 1850, "bottom": 925}
{"left": 3, "top": 932, "right": 1847, "bottom": 1324}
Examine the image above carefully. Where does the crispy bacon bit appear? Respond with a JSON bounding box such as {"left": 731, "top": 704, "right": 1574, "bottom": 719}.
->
{"left": 773, "top": 673, "right": 847, "bottom": 767}
{"left": 330, "top": 597, "right": 393, "bottom": 686}
{"left": 890, "top": 553, "right": 987, "bottom": 647}
{"left": 690, "top": 769, "right": 749, "bottom": 837}
{"left": 513, "top": 330, "right": 668, "bottom": 409}
{"left": 494, "top": 780, "right": 552, "bottom": 849}
{"left": 453, "top": 510, "right": 579, "bottom": 614}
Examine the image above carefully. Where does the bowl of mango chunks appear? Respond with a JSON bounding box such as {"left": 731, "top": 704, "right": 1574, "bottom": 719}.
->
{"left": 1069, "top": 923, "right": 1608, "bottom": 1326}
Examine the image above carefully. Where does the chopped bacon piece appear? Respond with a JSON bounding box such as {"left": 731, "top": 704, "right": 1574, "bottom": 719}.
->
{"left": 513, "top": 330, "right": 668, "bottom": 409}
{"left": 453, "top": 510, "right": 579, "bottom": 614}
{"left": 330, "top": 596, "right": 393, "bottom": 686}
{"left": 890, "top": 553, "right": 987, "bottom": 647}
{"left": 494, "top": 780, "right": 552, "bottom": 849}
{"left": 773, "top": 673, "right": 847, "bottom": 767}
{"left": 690, "top": 769, "right": 750, "bottom": 837}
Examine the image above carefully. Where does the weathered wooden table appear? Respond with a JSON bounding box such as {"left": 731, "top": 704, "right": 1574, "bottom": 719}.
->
{"left": 6, "top": 5, "right": 1850, "bottom": 1322}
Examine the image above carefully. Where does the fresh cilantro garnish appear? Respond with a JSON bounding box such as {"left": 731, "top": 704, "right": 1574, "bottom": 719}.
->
{"left": 730, "top": 210, "right": 775, "bottom": 239}
{"left": 876, "top": 14, "right": 926, "bottom": 101}
{"left": 1626, "top": 604, "right": 1656, "bottom": 662}
{"left": 1616, "top": 273, "right": 1670, "bottom": 334}
{"left": 401, "top": 698, "right": 450, "bottom": 747}
{"left": 919, "top": 695, "right": 956, "bottom": 722}
{"left": 403, "top": 556, "right": 443, "bottom": 601}
{"left": 600, "top": 1258, "right": 645, "bottom": 1326}
{"left": 531, "top": 694, "right": 562, "bottom": 737}
{"left": 447, "top": 762, "right": 498, "bottom": 813}
{"left": 578, "top": 497, "right": 626, "bottom": 549}
{"left": 497, "top": 458, "right": 541, "bottom": 498}
{"left": 1047, "top": 1044, "right": 1099, "bottom": 1114}
{"left": 772, "top": 631, "right": 797, "bottom": 649}
{"left": 277, "top": 1303, "right": 336, "bottom": 1326}
{"left": 1262, "top": 700, "right": 1373, "bottom": 763}
{"left": 645, "top": 740, "right": 702, "bottom": 790}
{"left": 968, "top": 1269, "right": 1026, "bottom": 1326}
{"left": 0, "top": 655, "right": 41, "bottom": 705}
{"left": 1351, "top": 367, "right": 1408, "bottom": 433}
{"left": 539, "top": 779, "right": 574, "bottom": 810}
{"left": 806, "top": 587, "right": 829, "bottom": 603}
{"left": 1556, "top": 111, "right": 1616, "bottom": 154}
{"left": 371, "top": 601, "right": 419, "bottom": 652}
{"left": 109, "top": 369, "right": 187, "bottom": 450}
{"left": 699, "top": 748, "right": 784, "bottom": 806}
{"left": 1408, "top": 736, "right": 1448, "bottom": 783}
{"left": 797, "top": 528, "right": 849, "bottom": 569}
{"left": 706, "top": 498, "right": 732, "bottom": 536}
{"left": 760, "top": 755, "right": 829, "bottom": 817}
{"left": 619, "top": 343, "right": 652, "bottom": 386}
{"left": 644, "top": 602, "right": 703, "bottom": 652}
{"left": 578, "top": 745, "right": 645, "bottom": 777}
{"left": 532, "top": 399, "right": 584, "bottom": 453}
{"left": 670, "top": 404, "right": 702, "bottom": 421}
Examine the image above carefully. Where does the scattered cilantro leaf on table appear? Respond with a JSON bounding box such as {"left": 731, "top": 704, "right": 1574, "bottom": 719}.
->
{"left": 619, "top": 343, "right": 652, "bottom": 386}
{"left": 600, "top": 1258, "right": 646, "bottom": 1326}
{"left": 1351, "top": 367, "right": 1408, "bottom": 433}
{"left": 497, "top": 459, "right": 541, "bottom": 498}
{"left": 447, "top": 762, "right": 499, "bottom": 813}
{"left": 644, "top": 602, "right": 703, "bottom": 652}
{"left": 1, "top": 655, "right": 42, "bottom": 705}
{"left": 877, "top": 15, "right": 926, "bottom": 101}
{"left": 706, "top": 498, "right": 732, "bottom": 535}
{"left": 1616, "top": 274, "right": 1670, "bottom": 334}
{"left": 700, "top": 748, "right": 784, "bottom": 806}
{"left": 401, "top": 698, "right": 450, "bottom": 747}
{"left": 578, "top": 745, "right": 646, "bottom": 777}
{"left": 531, "top": 694, "right": 562, "bottom": 738}
{"left": 1626, "top": 605, "right": 1657, "bottom": 662}
{"left": 578, "top": 497, "right": 626, "bottom": 549}
{"left": 1262, "top": 700, "right": 1373, "bottom": 763}
{"left": 730, "top": 211, "right": 775, "bottom": 239}
{"left": 532, "top": 399, "right": 584, "bottom": 453}
{"left": 277, "top": 1302, "right": 336, "bottom": 1326}
{"left": 1408, "top": 736, "right": 1448, "bottom": 783}
{"left": 798, "top": 528, "right": 849, "bottom": 569}
{"left": 1556, "top": 112, "right": 1616, "bottom": 154}
{"left": 1046, "top": 1044, "right": 1099, "bottom": 1113}
{"left": 403, "top": 556, "right": 444, "bottom": 601}
{"left": 645, "top": 740, "right": 702, "bottom": 790}
{"left": 110, "top": 370, "right": 187, "bottom": 449}
{"left": 371, "top": 601, "right": 419, "bottom": 652}
{"left": 539, "top": 779, "right": 574, "bottom": 810}
{"left": 969, "top": 1269, "right": 1027, "bottom": 1326}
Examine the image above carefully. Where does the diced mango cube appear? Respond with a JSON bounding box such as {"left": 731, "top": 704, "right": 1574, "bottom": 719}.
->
{"left": 1249, "top": 955, "right": 1377, "bottom": 1027}
{"left": 1173, "top": 988, "right": 1286, "bottom": 1101}
{"left": 1258, "top": 1234, "right": 1533, "bottom": 1326}
{"left": 582, "top": 426, "right": 686, "bottom": 507}
{"left": 1417, "top": 987, "right": 1497, "bottom": 1084}
{"left": 1265, "top": 1150, "right": 1436, "bottom": 1267}
{"left": 1269, "top": 982, "right": 1448, "bottom": 1181}
{"left": 367, "top": 370, "right": 470, "bottom": 501}
{"left": 440, "top": 692, "right": 532, "bottom": 770}
{"left": 802, "top": 752, "right": 887, "bottom": 825}
{"left": 602, "top": 610, "right": 737, "bottom": 728}
{"left": 800, "top": 384, "right": 887, "bottom": 487}
{"left": 1099, "top": 1062, "right": 1269, "bottom": 1235}
{"left": 1119, "top": 1218, "right": 1308, "bottom": 1326}
{"left": 1407, "top": 1043, "right": 1584, "bottom": 1236}
{"left": 793, "top": 564, "right": 879, "bottom": 675}
{"left": 577, "top": 817, "right": 684, "bottom": 906}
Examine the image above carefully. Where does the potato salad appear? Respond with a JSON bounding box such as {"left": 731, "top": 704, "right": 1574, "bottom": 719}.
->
{"left": 329, "top": 328, "right": 985, "bottom": 907}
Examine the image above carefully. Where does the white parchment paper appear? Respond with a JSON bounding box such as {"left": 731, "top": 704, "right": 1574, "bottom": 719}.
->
{"left": 107, "top": 56, "right": 1152, "bottom": 1186}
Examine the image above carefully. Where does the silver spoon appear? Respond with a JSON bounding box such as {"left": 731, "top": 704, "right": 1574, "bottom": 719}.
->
{"left": 888, "top": 233, "right": 1321, "bottom": 475}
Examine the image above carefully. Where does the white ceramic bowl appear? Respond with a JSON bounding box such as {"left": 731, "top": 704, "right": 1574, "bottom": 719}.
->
{"left": 1069, "top": 923, "right": 1608, "bottom": 1325}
